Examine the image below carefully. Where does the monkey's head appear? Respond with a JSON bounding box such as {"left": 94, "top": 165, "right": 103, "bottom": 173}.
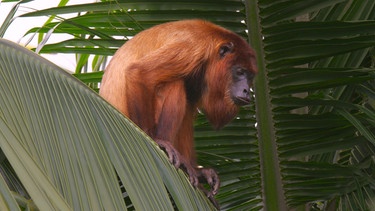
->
{"left": 201, "top": 34, "right": 257, "bottom": 130}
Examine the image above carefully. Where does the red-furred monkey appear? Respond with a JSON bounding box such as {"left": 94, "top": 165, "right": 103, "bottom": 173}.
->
{"left": 100, "top": 19, "right": 257, "bottom": 205}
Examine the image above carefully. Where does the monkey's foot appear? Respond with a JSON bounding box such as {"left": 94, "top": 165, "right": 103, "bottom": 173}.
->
{"left": 197, "top": 168, "right": 220, "bottom": 196}
{"left": 155, "top": 139, "right": 199, "bottom": 188}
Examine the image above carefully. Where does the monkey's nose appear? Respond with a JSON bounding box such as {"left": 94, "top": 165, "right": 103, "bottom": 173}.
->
{"left": 242, "top": 89, "right": 251, "bottom": 104}
{"left": 233, "top": 89, "right": 251, "bottom": 106}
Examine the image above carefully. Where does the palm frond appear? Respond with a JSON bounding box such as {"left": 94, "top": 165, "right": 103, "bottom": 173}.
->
{"left": 0, "top": 38, "right": 213, "bottom": 210}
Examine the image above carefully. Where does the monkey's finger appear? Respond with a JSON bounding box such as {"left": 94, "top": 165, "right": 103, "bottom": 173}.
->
{"left": 156, "top": 139, "right": 181, "bottom": 168}
{"left": 165, "top": 147, "right": 180, "bottom": 168}
{"left": 209, "top": 170, "right": 220, "bottom": 196}
{"left": 181, "top": 163, "right": 199, "bottom": 188}
{"left": 165, "top": 149, "right": 175, "bottom": 164}
{"left": 188, "top": 171, "right": 199, "bottom": 188}
{"left": 200, "top": 168, "right": 220, "bottom": 196}
{"left": 211, "top": 176, "right": 220, "bottom": 196}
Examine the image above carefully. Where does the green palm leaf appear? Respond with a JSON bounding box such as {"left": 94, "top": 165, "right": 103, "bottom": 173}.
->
{"left": 0, "top": 38, "right": 213, "bottom": 210}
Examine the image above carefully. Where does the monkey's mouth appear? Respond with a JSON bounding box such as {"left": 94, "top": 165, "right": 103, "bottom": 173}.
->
{"left": 232, "top": 96, "right": 251, "bottom": 106}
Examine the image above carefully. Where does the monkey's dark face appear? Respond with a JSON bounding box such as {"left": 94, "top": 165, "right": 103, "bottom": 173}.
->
{"left": 201, "top": 39, "right": 257, "bottom": 129}
{"left": 219, "top": 41, "right": 257, "bottom": 107}
{"left": 230, "top": 66, "right": 254, "bottom": 106}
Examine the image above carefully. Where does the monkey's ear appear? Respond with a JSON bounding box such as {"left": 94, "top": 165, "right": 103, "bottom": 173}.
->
{"left": 219, "top": 42, "right": 234, "bottom": 58}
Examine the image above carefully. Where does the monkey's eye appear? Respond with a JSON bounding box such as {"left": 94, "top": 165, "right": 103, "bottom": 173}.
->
{"left": 219, "top": 42, "right": 234, "bottom": 58}
{"left": 232, "top": 67, "right": 247, "bottom": 81}
{"left": 236, "top": 69, "right": 245, "bottom": 76}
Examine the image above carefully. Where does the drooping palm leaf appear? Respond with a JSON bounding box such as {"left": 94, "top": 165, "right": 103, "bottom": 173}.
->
{"left": 0, "top": 38, "right": 214, "bottom": 210}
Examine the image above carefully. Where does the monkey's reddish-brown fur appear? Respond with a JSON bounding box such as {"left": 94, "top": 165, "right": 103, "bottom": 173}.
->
{"left": 100, "top": 20, "right": 257, "bottom": 197}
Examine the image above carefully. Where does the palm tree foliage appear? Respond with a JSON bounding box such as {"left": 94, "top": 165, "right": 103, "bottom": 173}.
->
{"left": 1, "top": 0, "right": 375, "bottom": 210}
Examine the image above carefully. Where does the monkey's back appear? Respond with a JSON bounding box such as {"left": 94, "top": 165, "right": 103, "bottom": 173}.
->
{"left": 100, "top": 19, "right": 249, "bottom": 117}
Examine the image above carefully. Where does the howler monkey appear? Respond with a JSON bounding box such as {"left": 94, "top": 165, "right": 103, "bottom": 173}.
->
{"left": 100, "top": 19, "right": 257, "bottom": 202}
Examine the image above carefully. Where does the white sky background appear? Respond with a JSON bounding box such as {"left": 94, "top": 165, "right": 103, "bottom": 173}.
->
{"left": 0, "top": 0, "right": 94, "bottom": 72}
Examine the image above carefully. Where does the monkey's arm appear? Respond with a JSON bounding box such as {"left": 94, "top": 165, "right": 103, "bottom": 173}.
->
{"left": 153, "top": 80, "right": 199, "bottom": 187}
{"left": 155, "top": 81, "right": 220, "bottom": 199}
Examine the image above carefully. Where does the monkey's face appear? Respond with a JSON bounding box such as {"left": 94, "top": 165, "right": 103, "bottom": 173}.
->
{"left": 200, "top": 39, "right": 257, "bottom": 129}
{"left": 230, "top": 65, "right": 255, "bottom": 106}
{"left": 221, "top": 41, "right": 257, "bottom": 107}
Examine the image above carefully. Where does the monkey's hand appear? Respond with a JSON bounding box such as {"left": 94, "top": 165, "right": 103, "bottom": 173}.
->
{"left": 197, "top": 167, "right": 220, "bottom": 196}
{"left": 196, "top": 168, "right": 220, "bottom": 209}
{"left": 155, "top": 139, "right": 199, "bottom": 188}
